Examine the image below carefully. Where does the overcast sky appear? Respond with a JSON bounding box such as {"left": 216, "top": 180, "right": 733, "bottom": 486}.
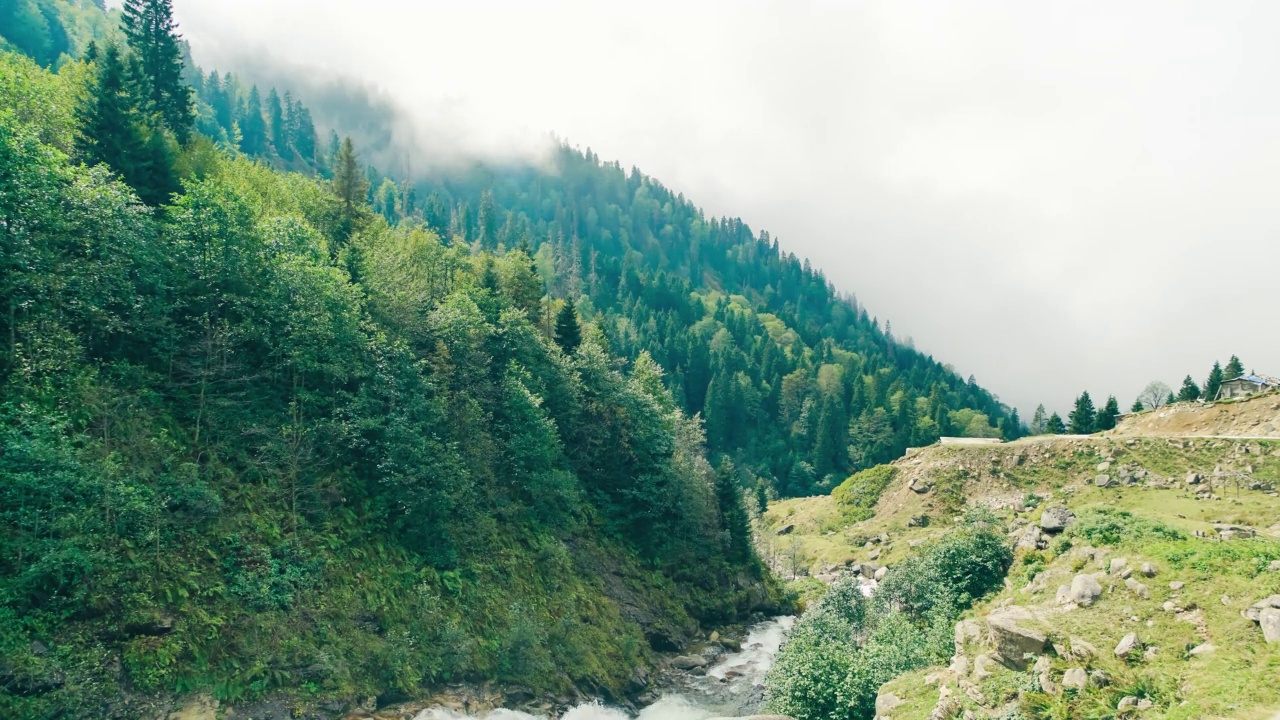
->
{"left": 171, "top": 0, "right": 1279, "bottom": 416}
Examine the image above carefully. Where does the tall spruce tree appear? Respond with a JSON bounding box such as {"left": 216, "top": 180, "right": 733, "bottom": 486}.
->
{"left": 1030, "top": 404, "right": 1047, "bottom": 435}
{"left": 714, "top": 457, "right": 752, "bottom": 563}
{"left": 1046, "top": 412, "right": 1067, "bottom": 434}
{"left": 1096, "top": 395, "right": 1120, "bottom": 430}
{"left": 554, "top": 298, "right": 582, "bottom": 355}
{"left": 1225, "top": 355, "right": 1244, "bottom": 380}
{"left": 1177, "top": 375, "right": 1201, "bottom": 402}
{"left": 121, "top": 0, "right": 193, "bottom": 142}
{"left": 266, "top": 88, "right": 286, "bottom": 153}
{"left": 1068, "top": 391, "right": 1096, "bottom": 434}
{"left": 238, "top": 85, "right": 267, "bottom": 156}
{"left": 1204, "top": 361, "right": 1224, "bottom": 401}
{"left": 331, "top": 137, "right": 369, "bottom": 244}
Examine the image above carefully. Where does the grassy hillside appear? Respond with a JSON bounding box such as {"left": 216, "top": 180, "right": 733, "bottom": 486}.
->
{"left": 0, "top": 51, "right": 789, "bottom": 719}
{"left": 762, "top": 431, "right": 1280, "bottom": 718}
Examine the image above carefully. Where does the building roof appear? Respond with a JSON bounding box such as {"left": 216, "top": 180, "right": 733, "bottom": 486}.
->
{"left": 1225, "top": 374, "right": 1280, "bottom": 386}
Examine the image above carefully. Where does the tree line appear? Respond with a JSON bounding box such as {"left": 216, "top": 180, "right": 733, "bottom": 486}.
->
{"left": 1028, "top": 355, "right": 1249, "bottom": 436}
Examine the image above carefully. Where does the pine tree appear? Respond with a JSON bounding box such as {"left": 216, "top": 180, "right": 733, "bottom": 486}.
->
{"left": 331, "top": 137, "right": 369, "bottom": 244}
{"left": 121, "top": 0, "right": 193, "bottom": 142}
{"left": 1046, "top": 412, "right": 1067, "bottom": 434}
{"left": 1131, "top": 399, "right": 1145, "bottom": 413}
{"left": 1030, "top": 404, "right": 1047, "bottom": 435}
{"left": 1177, "top": 375, "right": 1201, "bottom": 402}
{"left": 554, "top": 298, "right": 581, "bottom": 355}
{"left": 1068, "top": 391, "right": 1096, "bottom": 434}
{"left": 238, "top": 85, "right": 267, "bottom": 156}
{"left": 1096, "top": 395, "right": 1120, "bottom": 430}
{"left": 1225, "top": 355, "right": 1244, "bottom": 380}
{"left": 1204, "top": 361, "right": 1224, "bottom": 401}
{"left": 812, "top": 394, "right": 849, "bottom": 477}
{"left": 714, "top": 457, "right": 751, "bottom": 563}
{"left": 755, "top": 480, "right": 769, "bottom": 515}
{"left": 266, "top": 88, "right": 286, "bottom": 153}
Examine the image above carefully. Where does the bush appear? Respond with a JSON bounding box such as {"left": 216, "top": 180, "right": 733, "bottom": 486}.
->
{"left": 766, "top": 515, "right": 1012, "bottom": 720}
{"left": 1068, "top": 508, "right": 1185, "bottom": 546}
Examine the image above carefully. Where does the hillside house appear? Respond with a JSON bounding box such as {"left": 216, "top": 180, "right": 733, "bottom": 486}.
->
{"left": 1215, "top": 374, "right": 1279, "bottom": 400}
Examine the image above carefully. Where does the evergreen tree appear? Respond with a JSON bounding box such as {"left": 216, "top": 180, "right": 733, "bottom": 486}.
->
{"left": 1177, "top": 375, "right": 1201, "bottom": 402}
{"left": 1068, "top": 391, "right": 1095, "bottom": 434}
{"left": 1045, "top": 412, "right": 1067, "bottom": 434}
{"left": 714, "top": 457, "right": 752, "bottom": 563}
{"left": 812, "top": 393, "right": 849, "bottom": 477}
{"left": 1204, "top": 361, "right": 1224, "bottom": 401}
{"left": 1030, "top": 404, "right": 1047, "bottom": 435}
{"left": 1130, "top": 399, "right": 1144, "bottom": 413}
{"left": 1096, "top": 395, "right": 1120, "bottom": 430}
{"left": 1225, "top": 355, "right": 1244, "bottom": 380}
{"left": 238, "top": 85, "right": 267, "bottom": 156}
{"left": 266, "top": 87, "right": 286, "bottom": 153}
{"left": 121, "top": 0, "right": 193, "bottom": 141}
{"left": 331, "top": 137, "right": 369, "bottom": 244}
{"left": 554, "top": 298, "right": 582, "bottom": 355}
{"left": 755, "top": 480, "right": 769, "bottom": 515}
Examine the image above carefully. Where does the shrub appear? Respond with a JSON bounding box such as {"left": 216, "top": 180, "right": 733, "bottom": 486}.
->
{"left": 1068, "top": 508, "right": 1184, "bottom": 547}
{"left": 832, "top": 465, "right": 896, "bottom": 513}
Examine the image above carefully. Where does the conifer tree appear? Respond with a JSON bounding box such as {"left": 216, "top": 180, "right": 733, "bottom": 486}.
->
{"left": 1068, "top": 391, "right": 1095, "bottom": 434}
{"left": 755, "top": 480, "right": 769, "bottom": 515}
{"left": 266, "top": 88, "right": 286, "bottom": 152}
{"left": 1204, "top": 361, "right": 1224, "bottom": 401}
{"left": 554, "top": 298, "right": 582, "bottom": 355}
{"left": 331, "top": 137, "right": 369, "bottom": 243}
{"left": 1030, "top": 404, "right": 1047, "bottom": 435}
{"left": 1131, "top": 399, "right": 1144, "bottom": 413}
{"left": 1225, "top": 355, "right": 1244, "bottom": 380}
{"left": 121, "top": 0, "right": 193, "bottom": 142}
{"left": 1096, "top": 395, "right": 1120, "bottom": 430}
{"left": 714, "top": 457, "right": 751, "bottom": 563}
{"left": 238, "top": 85, "right": 267, "bottom": 156}
{"left": 1177, "top": 375, "right": 1201, "bottom": 402}
{"left": 1045, "top": 412, "right": 1067, "bottom": 434}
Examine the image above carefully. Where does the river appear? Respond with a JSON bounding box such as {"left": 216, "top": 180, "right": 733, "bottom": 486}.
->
{"left": 411, "top": 616, "right": 796, "bottom": 720}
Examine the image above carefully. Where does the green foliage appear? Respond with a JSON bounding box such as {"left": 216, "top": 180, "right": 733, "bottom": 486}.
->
{"left": 1067, "top": 507, "right": 1186, "bottom": 547}
{"left": 0, "top": 54, "right": 790, "bottom": 715}
{"left": 765, "top": 516, "right": 1012, "bottom": 720}
{"left": 1068, "top": 391, "right": 1095, "bottom": 434}
{"left": 831, "top": 464, "right": 896, "bottom": 522}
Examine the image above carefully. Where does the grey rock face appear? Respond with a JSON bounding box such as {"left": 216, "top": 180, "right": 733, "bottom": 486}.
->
{"left": 1039, "top": 506, "right": 1075, "bottom": 533}
{"left": 986, "top": 606, "right": 1046, "bottom": 669}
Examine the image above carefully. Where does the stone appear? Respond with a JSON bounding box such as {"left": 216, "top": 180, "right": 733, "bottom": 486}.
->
{"left": 1109, "top": 557, "right": 1129, "bottom": 576}
{"left": 1118, "top": 696, "right": 1138, "bottom": 711}
{"left": 1094, "top": 474, "right": 1114, "bottom": 488}
{"left": 985, "top": 606, "right": 1046, "bottom": 669}
{"left": 875, "top": 692, "right": 903, "bottom": 716}
{"left": 1188, "top": 642, "right": 1215, "bottom": 656}
{"left": 1061, "top": 667, "right": 1087, "bottom": 690}
{"left": 1040, "top": 506, "right": 1075, "bottom": 533}
{"left": 1185, "top": 472, "right": 1202, "bottom": 485}
{"left": 1069, "top": 636, "right": 1097, "bottom": 661}
{"left": 955, "top": 619, "right": 982, "bottom": 651}
{"left": 874, "top": 566, "right": 888, "bottom": 581}
{"left": 869, "top": 548, "right": 881, "bottom": 561}
{"left": 775, "top": 524, "right": 795, "bottom": 536}
{"left": 1114, "top": 632, "right": 1140, "bottom": 658}
{"left": 1097, "top": 461, "right": 1112, "bottom": 472}
{"left": 1162, "top": 601, "right": 1176, "bottom": 613}
{"left": 1125, "top": 578, "right": 1150, "bottom": 600}
{"left": 709, "top": 631, "right": 719, "bottom": 642}
{"left": 1137, "top": 699, "right": 1154, "bottom": 710}
{"left": 1016, "top": 525, "right": 1043, "bottom": 551}
{"left": 671, "top": 655, "right": 707, "bottom": 669}
{"left": 1169, "top": 581, "right": 1185, "bottom": 591}
{"left": 949, "top": 654, "right": 969, "bottom": 676}
{"left": 973, "top": 653, "right": 996, "bottom": 680}
{"left": 1270, "top": 560, "right": 1280, "bottom": 572}
{"left": 1060, "top": 573, "right": 1103, "bottom": 607}
{"left": 1261, "top": 608, "right": 1280, "bottom": 643}
{"left": 909, "top": 479, "right": 932, "bottom": 494}
{"left": 1140, "top": 562, "right": 1157, "bottom": 577}
{"left": 928, "top": 696, "right": 960, "bottom": 720}
{"left": 169, "top": 694, "right": 218, "bottom": 720}
{"left": 1244, "top": 595, "right": 1280, "bottom": 621}
{"left": 1089, "top": 669, "right": 1111, "bottom": 688}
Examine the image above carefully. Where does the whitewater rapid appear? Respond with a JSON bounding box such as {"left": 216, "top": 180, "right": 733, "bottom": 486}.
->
{"left": 412, "top": 616, "right": 795, "bottom": 720}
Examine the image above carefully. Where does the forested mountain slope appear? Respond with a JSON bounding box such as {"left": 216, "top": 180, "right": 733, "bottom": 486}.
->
{"left": 0, "top": 48, "right": 785, "bottom": 718}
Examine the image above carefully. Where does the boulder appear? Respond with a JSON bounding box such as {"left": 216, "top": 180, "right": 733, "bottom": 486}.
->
{"left": 909, "top": 479, "right": 932, "bottom": 494}
{"left": 1061, "top": 667, "right": 1087, "bottom": 690}
{"left": 954, "top": 619, "right": 982, "bottom": 651}
{"left": 1097, "top": 461, "right": 1112, "bottom": 472}
{"left": 874, "top": 566, "right": 888, "bottom": 581}
{"left": 1244, "top": 595, "right": 1280, "bottom": 622}
{"left": 869, "top": 548, "right": 881, "bottom": 561}
{"left": 1109, "top": 558, "right": 1129, "bottom": 576}
{"left": 985, "top": 606, "right": 1046, "bottom": 669}
{"left": 1114, "top": 632, "right": 1140, "bottom": 659}
{"left": 1261, "top": 608, "right": 1280, "bottom": 644}
{"left": 671, "top": 655, "right": 707, "bottom": 669}
{"left": 775, "top": 524, "right": 795, "bottom": 536}
{"left": 1069, "top": 636, "right": 1097, "bottom": 661}
{"left": 1188, "top": 643, "right": 1215, "bottom": 656}
{"left": 1185, "top": 472, "right": 1202, "bottom": 485}
{"left": 1094, "top": 474, "right": 1114, "bottom": 488}
{"left": 875, "top": 693, "right": 903, "bottom": 716}
{"left": 973, "top": 653, "right": 996, "bottom": 680}
{"left": 1124, "top": 578, "right": 1150, "bottom": 600}
{"left": 1140, "top": 562, "right": 1157, "bottom": 577}
{"left": 1040, "top": 506, "right": 1075, "bottom": 533}
{"left": 1015, "top": 526, "right": 1043, "bottom": 551}
{"left": 1270, "top": 560, "right": 1280, "bottom": 572}
{"left": 1059, "top": 573, "right": 1103, "bottom": 607}
{"left": 1169, "top": 581, "right": 1185, "bottom": 591}
{"left": 1117, "top": 696, "right": 1138, "bottom": 711}
{"left": 1089, "top": 669, "right": 1111, "bottom": 688}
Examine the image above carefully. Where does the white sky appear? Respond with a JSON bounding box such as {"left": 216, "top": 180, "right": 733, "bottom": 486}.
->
{"left": 172, "top": 0, "right": 1280, "bottom": 416}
